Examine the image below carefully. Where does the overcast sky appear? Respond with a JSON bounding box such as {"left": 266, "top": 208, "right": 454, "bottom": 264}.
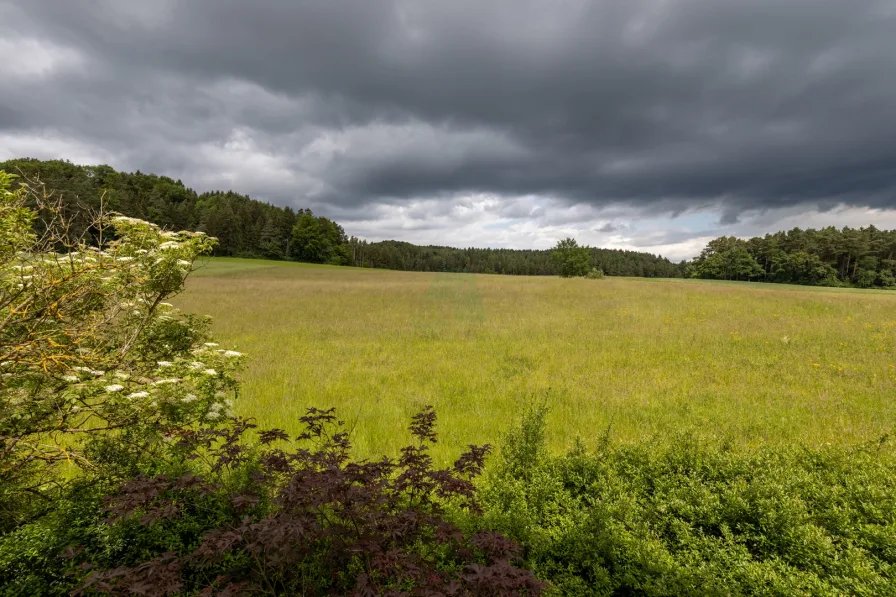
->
{"left": 2, "top": 0, "right": 896, "bottom": 260}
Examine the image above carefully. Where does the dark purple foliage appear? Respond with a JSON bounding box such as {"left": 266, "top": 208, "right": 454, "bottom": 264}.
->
{"left": 71, "top": 407, "right": 545, "bottom": 596}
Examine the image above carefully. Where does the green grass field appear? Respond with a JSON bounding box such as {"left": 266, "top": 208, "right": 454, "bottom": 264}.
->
{"left": 175, "top": 257, "right": 896, "bottom": 462}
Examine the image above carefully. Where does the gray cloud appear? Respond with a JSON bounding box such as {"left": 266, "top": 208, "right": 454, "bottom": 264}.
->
{"left": 595, "top": 222, "right": 624, "bottom": 233}
{"left": 2, "top": 0, "right": 896, "bottom": 257}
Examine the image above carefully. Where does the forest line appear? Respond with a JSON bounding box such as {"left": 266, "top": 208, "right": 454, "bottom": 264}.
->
{"left": 4, "top": 158, "right": 895, "bottom": 287}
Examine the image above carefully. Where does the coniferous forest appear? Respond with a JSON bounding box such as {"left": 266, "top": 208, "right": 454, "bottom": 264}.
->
{"left": 5, "top": 158, "right": 896, "bottom": 288}
{"left": 0, "top": 158, "right": 682, "bottom": 278}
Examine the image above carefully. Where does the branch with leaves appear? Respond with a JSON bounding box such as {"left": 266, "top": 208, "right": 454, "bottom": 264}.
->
{"left": 0, "top": 171, "right": 242, "bottom": 530}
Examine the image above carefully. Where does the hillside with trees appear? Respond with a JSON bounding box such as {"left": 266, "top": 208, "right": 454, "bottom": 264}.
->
{"left": 0, "top": 158, "right": 684, "bottom": 278}
{"left": 688, "top": 228, "right": 896, "bottom": 288}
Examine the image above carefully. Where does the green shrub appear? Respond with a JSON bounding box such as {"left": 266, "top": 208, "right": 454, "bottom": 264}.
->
{"left": 585, "top": 267, "right": 604, "bottom": 280}
{"left": 1, "top": 171, "right": 249, "bottom": 530}
{"left": 481, "top": 407, "right": 896, "bottom": 596}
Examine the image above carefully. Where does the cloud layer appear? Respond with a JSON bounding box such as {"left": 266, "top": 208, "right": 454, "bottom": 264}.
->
{"left": 2, "top": 0, "right": 896, "bottom": 258}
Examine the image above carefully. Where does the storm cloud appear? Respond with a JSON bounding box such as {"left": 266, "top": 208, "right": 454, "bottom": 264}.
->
{"left": 2, "top": 0, "right": 896, "bottom": 258}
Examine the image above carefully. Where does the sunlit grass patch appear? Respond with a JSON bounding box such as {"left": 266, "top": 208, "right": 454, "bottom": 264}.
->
{"left": 175, "top": 258, "right": 896, "bottom": 463}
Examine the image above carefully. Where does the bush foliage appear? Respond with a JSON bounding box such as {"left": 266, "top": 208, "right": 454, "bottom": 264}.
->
{"left": 67, "top": 408, "right": 543, "bottom": 596}
{"left": 482, "top": 405, "right": 896, "bottom": 596}
{"left": 0, "top": 171, "right": 240, "bottom": 532}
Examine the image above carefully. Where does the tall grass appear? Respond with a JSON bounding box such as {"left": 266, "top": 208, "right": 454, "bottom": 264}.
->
{"left": 175, "top": 258, "right": 896, "bottom": 462}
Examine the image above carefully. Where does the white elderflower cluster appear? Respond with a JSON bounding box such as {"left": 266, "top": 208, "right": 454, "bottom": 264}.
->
{"left": 111, "top": 215, "right": 145, "bottom": 226}
{"left": 1, "top": 187, "right": 231, "bottom": 492}
{"left": 205, "top": 401, "right": 226, "bottom": 420}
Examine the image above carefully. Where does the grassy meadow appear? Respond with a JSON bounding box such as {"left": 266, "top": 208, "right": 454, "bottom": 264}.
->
{"left": 176, "top": 257, "right": 896, "bottom": 462}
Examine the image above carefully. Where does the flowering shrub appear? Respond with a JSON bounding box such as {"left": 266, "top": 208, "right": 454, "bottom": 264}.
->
{"left": 0, "top": 172, "right": 242, "bottom": 530}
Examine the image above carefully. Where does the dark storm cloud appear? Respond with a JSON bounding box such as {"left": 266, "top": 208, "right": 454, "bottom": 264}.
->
{"left": 595, "top": 223, "right": 623, "bottom": 233}
{"left": 2, "top": 0, "right": 896, "bottom": 219}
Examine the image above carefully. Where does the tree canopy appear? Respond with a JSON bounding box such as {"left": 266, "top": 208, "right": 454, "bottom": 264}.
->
{"left": 551, "top": 238, "right": 592, "bottom": 278}
{"left": 688, "top": 228, "right": 896, "bottom": 288}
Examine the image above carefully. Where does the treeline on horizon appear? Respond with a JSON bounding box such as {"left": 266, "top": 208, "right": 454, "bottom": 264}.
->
{"left": 0, "top": 158, "right": 682, "bottom": 278}
{"left": 5, "top": 158, "right": 896, "bottom": 288}
{"left": 688, "top": 229, "right": 896, "bottom": 288}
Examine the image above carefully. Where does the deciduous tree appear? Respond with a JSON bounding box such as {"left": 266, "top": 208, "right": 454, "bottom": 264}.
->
{"left": 551, "top": 238, "right": 592, "bottom": 278}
